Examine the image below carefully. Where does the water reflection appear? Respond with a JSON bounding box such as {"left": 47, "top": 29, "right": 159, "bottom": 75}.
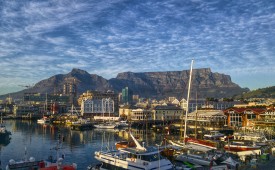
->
{"left": 0, "top": 120, "right": 169, "bottom": 169}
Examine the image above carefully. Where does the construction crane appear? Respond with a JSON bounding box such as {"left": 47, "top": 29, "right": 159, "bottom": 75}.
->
{"left": 18, "top": 84, "right": 33, "bottom": 89}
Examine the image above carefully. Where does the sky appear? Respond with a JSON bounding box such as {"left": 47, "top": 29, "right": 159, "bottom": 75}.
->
{"left": 0, "top": 0, "right": 275, "bottom": 95}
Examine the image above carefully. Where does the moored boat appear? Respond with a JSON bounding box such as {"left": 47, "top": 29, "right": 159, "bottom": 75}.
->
{"left": 94, "top": 122, "right": 116, "bottom": 129}
{"left": 115, "top": 120, "right": 129, "bottom": 128}
{"left": 203, "top": 131, "right": 225, "bottom": 140}
{"left": 37, "top": 116, "right": 51, "bottom": 124}
{"left": 224, "top": 141, "right": 261, "bottom": 152}
{"left": 185, "top": 137, "right": 218, "bottom": 150}
{"left": 94, "top": 132, "right": 174, "bottom": 170}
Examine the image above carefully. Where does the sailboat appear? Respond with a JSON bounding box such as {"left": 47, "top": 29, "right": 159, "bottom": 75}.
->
{"left": 94, "top": 98, "right": 116, "bottom": 129}
{"left": 168, "top": 60, "right": 194, "bottom": 148}
{"left": 37, "top": 93, "right": 51, "bottom": 124}
{"left": 169, "top": 60, "right": 220, "bottom": 152}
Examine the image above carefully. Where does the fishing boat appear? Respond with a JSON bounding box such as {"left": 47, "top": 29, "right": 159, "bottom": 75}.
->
{"left": 94, "top": 133, "right": 174, "bottom": 170}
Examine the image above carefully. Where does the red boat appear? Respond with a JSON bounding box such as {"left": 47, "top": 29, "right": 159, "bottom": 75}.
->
{"left": 224, "top": 141, "right": 261, "bottom": 152}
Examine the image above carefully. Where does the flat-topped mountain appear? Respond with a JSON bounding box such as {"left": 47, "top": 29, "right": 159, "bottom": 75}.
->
{"left": 1, "top": 68, "right": 249, "bottom": 100}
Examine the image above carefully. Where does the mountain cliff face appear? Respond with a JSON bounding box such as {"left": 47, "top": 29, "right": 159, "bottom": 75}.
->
{"left": 109, "top": 68, "right": 248, "bottom": 99}
{"left": 3, "top": 68, "right": 249, "bottom": 100}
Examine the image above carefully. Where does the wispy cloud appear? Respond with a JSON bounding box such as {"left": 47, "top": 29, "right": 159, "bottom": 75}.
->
{"left": 0, "top": 0, "right": 275, "bottom": 94}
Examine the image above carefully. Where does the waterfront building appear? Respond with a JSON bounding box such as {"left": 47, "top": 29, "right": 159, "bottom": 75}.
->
{"left": 223, "top": 108, "right": 266, "bottom": 127}
{"left": 253, "top": 108, "right": 275, "bottom": 127}
{"left": 130, "top": 108, "right": 152, "bottom": 121}
{"left": 13, "top": 104, "right": 39, "bottom": 118}
{"left": 121, "top": 87, "right": 133, "bottom": 104}
{"left": 118, "top": 105, "right": 137, "bottom": 120}
{"left": 78, "top": 90, "right": 118, "bottom": 112}
{"left": 81, "top": 98, "right": 115, "bottom": 118}
{"left": 187, "top": 109, "right": 227, "bottom": 129}
{"left": 23, "top": 93, "right": 69, "bottom": 105}
{"left": 153, "top": 105, "right": 183, "bottom": 121}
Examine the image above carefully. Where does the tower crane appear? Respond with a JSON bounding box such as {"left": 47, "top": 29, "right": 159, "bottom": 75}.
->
{"left": 18, "top": 84, "right": 33, "bottom": 89}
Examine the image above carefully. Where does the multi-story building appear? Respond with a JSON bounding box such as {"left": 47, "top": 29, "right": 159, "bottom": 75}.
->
{"left": 122, "top": 87, "right": 133, "bottom": 104}
{"left": 23, "top": 93, "right": 69, "bottom": 105}
{"left": 78, "top": 90, "right": 118, "bottom": 112}
{"left": 63, "top": 82, "right": 77, "bottom": 105}
{"left": 81, "top": 98, "right": 115, "bottom": 118}
{"left": 119, "top": 105, "right": 138, "bottom": 120}
{"left": 13, "top": 104, "right": 40, "bottom": 117}
{"left": 153, "top": 105, "right": 183, "bottom": 121}
{"left": 130, "top": 108, "right": 152, "bottom": 121}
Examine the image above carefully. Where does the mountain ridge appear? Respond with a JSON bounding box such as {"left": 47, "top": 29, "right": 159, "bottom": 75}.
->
{"left": 0, "top": 68, "right": 249, "bottom": 100}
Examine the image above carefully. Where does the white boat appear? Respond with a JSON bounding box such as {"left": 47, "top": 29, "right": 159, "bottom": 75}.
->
{"left": 94, "top": 123, "right": 116, "bottom": 129}
{"left": 94, "top": 133, "right": 174, "bottom": 170}
{"left": 37, "top": 116, "right": 51, "bottom": 124}
{"left": 116, "top": 120, "right": 129, "bottom": 128}
{"left": 203, "top": 131, "right": 225, "bottom": 140}
{"left": 94, "top": 98, "right": 117, "bottom": 129}
{"left": 176, "top": 152, "right": 217, "bottom": 166}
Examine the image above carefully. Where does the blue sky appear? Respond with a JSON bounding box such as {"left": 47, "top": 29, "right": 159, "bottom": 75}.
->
{"left": 0, "top": 0, "right": 275, "bottom": 95}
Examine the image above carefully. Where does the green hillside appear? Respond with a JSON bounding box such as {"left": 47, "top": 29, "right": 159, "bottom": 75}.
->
{"left": 239, "top": 86, "right": 275, "bottom": 98}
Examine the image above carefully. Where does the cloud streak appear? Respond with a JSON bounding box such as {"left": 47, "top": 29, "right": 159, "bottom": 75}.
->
{"left": 0, "top": 0, "right": 275, "bottom": 95}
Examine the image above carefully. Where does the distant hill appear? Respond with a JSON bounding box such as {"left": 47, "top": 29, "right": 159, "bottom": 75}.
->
{"left": 237, "top": 86, "right": 275, "bottom": 99}
{"left": 0, "top": 68, "right": 249, "bottom": 100}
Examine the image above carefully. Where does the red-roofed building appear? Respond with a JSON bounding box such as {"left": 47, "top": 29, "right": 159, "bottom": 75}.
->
{"left": 224, "top": 108, "right": 266, "bottom": 127}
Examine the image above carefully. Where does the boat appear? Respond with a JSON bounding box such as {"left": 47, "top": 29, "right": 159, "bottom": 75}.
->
{"left": 115, "top": 120, "right": 129, "bottom": 128}
{"left": 37, "top": 116, "right": 51, "bottom": 124}
{"left": 185, "top": 137, "right": 218, "bottom": 150}
{"left": 94, "top": 132, "right": 174, "bottom": 170}
{"left": 71, "top": 118, "right": 95, "bottom": 130}
{"left": 203, "top": 131, "right": 225, "bottom": 140}
{"left": 175, "top": 152, "right": 218, "bottom": 166}
{"left": 233, "top": 132, "right": 267, "bottom": 142}
{"left": 94, "top": 123, "right": 116, "bottom": 129}
{"left": 6, "top": 135, "right": 77, "bottom": 170}
{"left": 94, "top": 101, "right": 116, "bottom": 129}
{"left": 224, "top": 141, "right": 261, "bottom": 152}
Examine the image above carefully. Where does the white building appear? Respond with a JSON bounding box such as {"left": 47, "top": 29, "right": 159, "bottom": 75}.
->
{"left": 81, "top": 98, "right": 114, "bottom": 117}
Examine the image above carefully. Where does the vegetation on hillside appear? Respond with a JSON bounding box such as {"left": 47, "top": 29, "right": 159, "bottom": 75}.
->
{"left": 235, "top": 86, "right": 275, "bottom": 99}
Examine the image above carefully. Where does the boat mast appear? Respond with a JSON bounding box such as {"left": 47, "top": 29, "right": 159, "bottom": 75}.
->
{"left": 183, "top": 60, "right": 194, "bottom": 140}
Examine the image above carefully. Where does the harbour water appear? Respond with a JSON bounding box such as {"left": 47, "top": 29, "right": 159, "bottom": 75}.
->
{"left": 0, "top": 119, "right": 165, "bottom": 169}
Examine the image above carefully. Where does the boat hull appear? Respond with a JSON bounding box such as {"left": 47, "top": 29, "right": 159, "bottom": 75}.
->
{"left": 224, "top": 145, "right": 261, "bottom": 152}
